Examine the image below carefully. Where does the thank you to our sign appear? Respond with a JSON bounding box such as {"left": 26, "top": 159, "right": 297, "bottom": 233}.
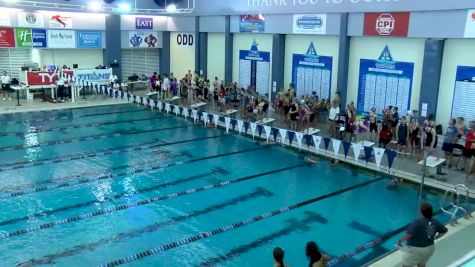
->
{"left": 292, "top": 14, "right": 327, "bottom": 34}
{"left": 136, "top": 17, "right": 153, "bottom": 30}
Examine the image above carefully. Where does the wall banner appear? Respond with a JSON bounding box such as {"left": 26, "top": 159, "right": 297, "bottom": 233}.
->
{"left": 240, "top": 15, "right": 265, "bottom": 33}
{"left": 17, "top": 12, "right": 45, "bottom": 28}
{"left": 15, "top": 28, "right": 47, "bottom": 48}
{"left": 291, "top": 42, "right": 333, "bottom": 100}
{"left": 363, "top": 12, "right": 410, "bottom": 37}
{"left": 26, "top": 70, "right": 74, "bottom": 86}
{"left": 0, "top": 13, "right": 11, "bottom": 27}
{"left": 292, "top": 14, "right": 327, "bottom": 34}
{"left": 176, "top": 33, "right": 194, "bottom": 48}
{"left": 49, "top": 14, "right": 73, "bottom": 29}
{"left": 129, "top": 31, "right": 158, "bottom": 48}
{"left": 74, "top": 69, "right": 112, "bottom": 84}
{"left": 47, "top": 30, "right": 76, "bottom": 48}
{"left": 464, "top": 9, "right": 475, "bottom": 37}
{"left": 0, "top": 27, "right": 15, "bottom": 47}
{"left": 135, "top": 17, "right": 153, "bottom": 30}
{"left": 239, "top": 39, "right": 270, "bottom": 95}
{"left": 356, "top": 46, "right": 414, "bottom": 115}
{"left": 451, "top": 66, "right": 475, "bottom": 122}
{"left": 77, "top": 31, "right": 102, "bottom": 48}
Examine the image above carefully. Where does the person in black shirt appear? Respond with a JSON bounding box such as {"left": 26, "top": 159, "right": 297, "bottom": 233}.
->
{"left": 397, "top": 203, "right": 448, "bottom": 267}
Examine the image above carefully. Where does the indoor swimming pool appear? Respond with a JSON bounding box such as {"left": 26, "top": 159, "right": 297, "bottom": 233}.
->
{"left": 0, "top": 104, "right": 451, "bottom": 267}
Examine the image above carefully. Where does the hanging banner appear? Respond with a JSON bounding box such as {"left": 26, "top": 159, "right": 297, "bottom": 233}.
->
{"left": 373, "top": 147, "right": 385, "bottom": 168}
{"left": 49, "top": 14, "right": 73, "bottom": 29}
{"left": 213, "top": 114, "right": 220, "bottom": 128}
{"left": 312, "top": 135, "right": 322, "bottom": 152}
{"left": 237, "top": 120, "right": 244, "bottom": 133}
{"left": 202, "top": 112, "right": 208, "bottom": 124}
{"left": 292, "top": 42, "right": 332, "bottom": 99}
{"left": 26, "top": 70, "right": 74, "bottom": 86}
{"left": 0, "top": 27, "right": 15, "bottom": 47}
{"left": 47, "top": 30, "right": 76, "bottom": 48}
{"left": 129, "top": 31, "right": 158, "bottom": 48}
{"left": 295, "top": 132, "right": 303, "bottom": 149}
{"left": 342, "top": 142, "right": 352, "bottom": 158}
{"left": 332, "top": 139, "right": 341, "bottom": 157}
{"left": 364, "top": 146, "right": 373, "bottom": 163}
{"left": 387, "top": 150, "right": 397, "bottom": 169}
{"left": 192, "top": 109, "right": 198, "bottom": 122}
{"left": 357, "top": 45, "right": 414, "bottom": 115}
{"left": 464, "top": 10, "right": 475, "bottom": 37}
{"left": 244, "top": 121, "right": 250, "bottom": 133}
{"left": 271, "top": 128, "right": 279, "bottom": 142}
{"left": 136, "top": 17, "right": 153, "bottom": 30}
{"left": 363, "top": 12, "right": 410, "bottom": 37}
{"left": 323, "top": 137, "right": 331, "bottom": 150}
{"left": 15, "top": 28, "right": 47, "bottom": 48}
{"left": 18, "top": 12, "right": 44, "bottom": 28}
{"left": 292, "top": 14, "right": 327, "bottom": 34}
{"left": 264, "top": 125, "right": 272, "bottom": 142}
{"left": 77, "top": 31, "right": 102, "bottom": 48}
{"left": 288, "top": 131, "right": 295, "bottom": 146}
{"left": 279, "top": 129, "right": 287, "bottom": 144}
{"left": 74, "top": 69, "right": 112, "bottom": 84}
{"left": 225, "top": 117, "right": 231, "bottom": 133}
{"left": 352, "top": 143, "right": 362, "bottom": 162}
{"left": 240, "top": 14, "right": 265, "bottom": 33}
{"left": 239, "top": 39, "right": 270, "bottom": 96}
{"left": 0, "top": 13, "right": 11, "bottom": 27}
{"left": 183, "top": 107, "right": 189, "bottom": 118}
{"left": 250, "top": 123, "right": 257, "bottom": 138}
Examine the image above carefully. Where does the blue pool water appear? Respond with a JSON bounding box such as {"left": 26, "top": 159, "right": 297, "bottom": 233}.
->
{"left": 0, "top": 104, "right": 450, "bottom": 267}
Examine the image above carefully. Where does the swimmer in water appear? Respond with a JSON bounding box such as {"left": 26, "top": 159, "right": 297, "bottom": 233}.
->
{"left": 386, "top": 178, "right": 403, "bottom": 188}
{"left": 305, "top": 156, "right": 318, "bottom": 164}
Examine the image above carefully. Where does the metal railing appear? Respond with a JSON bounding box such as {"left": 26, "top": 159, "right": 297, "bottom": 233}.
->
{"left": 441, "top": 184, "right": 473, "bottom": 225}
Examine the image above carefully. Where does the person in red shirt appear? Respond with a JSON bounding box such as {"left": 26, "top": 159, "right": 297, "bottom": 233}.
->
{"left": 464, "top": 121, "right": 475, "bottom": 183}
{"left": 379, "top": 123, "right": 392, "bottom": 149}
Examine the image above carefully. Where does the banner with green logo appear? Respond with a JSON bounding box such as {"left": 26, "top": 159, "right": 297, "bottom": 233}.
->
{"left": 15, "top": 28, "right": 32, "bottom": 47}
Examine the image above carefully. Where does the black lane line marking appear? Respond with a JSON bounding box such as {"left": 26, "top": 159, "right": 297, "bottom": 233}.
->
{"left": 16, "top": 188, "right": 273, "bottom": 267}
{"left": 0, "top": 157, "right": 300, "bottom": 242}
{"left": 0, "top": 134, "right": 229, "bottom": 193}
{"left": 0, "top": 167, "right": 226, "bottom": 227}
{"left": 98, "top": 176, "right": 386, "bottom": 267}
{"left": 197, "top": 210, "right": 327, "bottom": 267}
{"left": 0, "top": 144, "right": 269, "bottom": 199}
{"left": 0, "top": 115, "right": 171, "bottom": 137}
{"left": 0, "top": 124, "right": 197, "bottom": 152}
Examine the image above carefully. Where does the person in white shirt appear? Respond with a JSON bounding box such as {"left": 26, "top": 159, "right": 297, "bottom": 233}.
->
{"left": 56, "top": 76, "right": 65, "bottom": 102}
{"left": 328, "top": 99, "right": 340, "bottom": 138}
{"left": 1, "top": 71, "right": 12, "bottom": 101}
{"left": 161, "top": 74, "right": 170, "bottom": 99}
{"left": 109, "top": 74, "right": 118, "bottom": 87}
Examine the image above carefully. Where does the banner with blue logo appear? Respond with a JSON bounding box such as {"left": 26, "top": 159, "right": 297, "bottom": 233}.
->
{"left": 292, "top": 42, "right": 333, "bottom": 100}
{"left": 292, "top": 14, "right": 327, "bottom": 34}
{"left": 356, "top": 45, "right": 414, "bottom": 115}
{"left": 240, "top": 15, "right": 265, "bottom": 33}
{"left": 239, "top": 39, "right": 271, "bottom": 95}
{"left": 77, "top": 31, "right": 102, "bottom": 48}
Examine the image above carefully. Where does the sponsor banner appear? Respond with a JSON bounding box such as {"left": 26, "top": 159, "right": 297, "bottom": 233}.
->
{"left": 240, "top": 14, "right": 265, "bottom": 33}
{"left": 77, "top": 31, "right": 102, "bottom": 48}
{"left": 15, "top": 28, "right": 47, "bottom": 48}
{"left": 0, "top": 13, "right": 11, "bottom": 27}
{"left": 464, "top": 9, "right": 475, "bottom": 37}
{"left": 363, "top": 12, "right": 410, "bottom": 37}
{"left": 129, "top": 31, "right": 158, "bottom": 48}
{"left": 74, "top": 69, "right": 112, "bottom": 84}
{"left": 135, "top": 17, "right": 153, "bottom": 30}
{"left": 47, "top": 30, "right": 76, "bottom": 48}
{"left": 49, "top": 14, "right": 73, "bottom": 29}
{"left": 176, "top": 33, "right": 194, "bottom": 48}
{"left": 0, "top": 27, "right": 15, "bottom": 47}
{"left": 18, "top": 12, "right": 45, "bottom": 28}
{"left": 292, "top": 14, "right": 327, "bottom": 34}
{"left": 26, "top": 70, "right": 74, "bottom": 86}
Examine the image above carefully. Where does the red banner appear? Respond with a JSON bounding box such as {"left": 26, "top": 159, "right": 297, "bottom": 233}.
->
{"left": 26, "top": 71, "right": 74, "bottom": 86}
{"left": 0, "top": 27, "right": 15, "bottom": 47}
{"left": 363, "top": 12, "right": 410, "bottom": 37}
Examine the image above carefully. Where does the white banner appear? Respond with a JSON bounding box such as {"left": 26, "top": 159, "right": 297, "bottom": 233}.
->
{"left": 0, "top": 13, "right": 11, "bottom": 26}
{"left": 332, "top": 139, "right": 341, "bottom": 157}
{"left": 352, "top": 143, "right": 362, "bottom": 162}
{"left": 183, "top": 107, "right": 189, "bottom": 118}
{"left": 18, "top": 12, "right": 44, "bottom": 28}
{"left": 202, "top": 112, "right": 208, "bottom": 124}
{"left": 237, "top": 120, "right": 244, "bottom": 133}
{"left": 374, "top": 147, "right": 385, "bottom": 168}
{"left": 279, "top": 129, "right": 287, "bottom": 144}
{"left": 129, "top": 31, "right": 159, "bottom": 48}
{"left": 192, "top": 109, "right": 198, "bottom": 122}
{"left": 165, "top": 103, "right": 171, "bottom": 113}
{"left": 175, "top": 106, "right": 180, "bottom": 115}
{"left": 264, "top": 125, "right": 272, "bottom": 142}
{"left": 225, "top": 117, "right": 231, "bottom": 133}
{"left": 295, "top": 132, "right": 303, "bottom": 149}
{"left": 213, "top": 114, "right": 220, "bottom": 128}
{"left": 313, "top": 135, "right": 322, "bottom": 152}
{"left": 74, "top": 69, "right": 112, "bottom": 84}
{"left": 464, "top": 10, "right": 475, "bottom": 37}
{"left": 49, "top": 14, "right": 73, "bottom": 29}
{"left": 250, "top": 123, "right": 257, "bottom": 138}
{"left": 47, "top": 30, "right": 76, "bottom": 48}
{"left": 292, "top": 14, "right": 327, "bottom": 34}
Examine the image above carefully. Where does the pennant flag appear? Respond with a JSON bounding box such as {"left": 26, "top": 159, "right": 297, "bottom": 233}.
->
{"left": 237, "top": 120, "right": 244, "bottom": 133}
{"left": 352, "top": 143, "right": 362, "bottom": 162}
{"left": 165, "top": 103, "right": 170, "bottom": 113}
{"left": 179, "top": 107, "right": 183, "bottom": 116}
{"left": 244, "top": 121, "right": 250, "bottom": 134}
{"left": 332, "top": 139, "right": 341, "bottom": 157}
{"left": 364, "top": 146, "right": 373, "bottom": 163}
{"left": 305, "top": 134, "right": 312, "bottom": 148}
{"left": 197, "top": 111, "right": 203, "bottom": 122}
{"left": 387, "top": 150, "right": 397, "bottom": 169}
{"left": 287, "top": 131, "right": 296, "bottom": 148}
{"left": 192, "top": 109, "right": 198, "bottom": 122}
{"left": 154, "top": 100, "right": 158, "bottom": 109}
{"left": 174, "top": 105, "right": 180, "bottom": 116}
{"left": 279, "top": 129, "right": 287, "bottom": 144}
{"left": 213, "top": 114, "right": 220, "bottom": 128}
{"left": 373, "top": 147, "right": 385, "bottom": 168}
{"left": 208, "top": 114, "right": 214, "bottom": 124}
{"left": 257, "top": 125, "right": 264, "bottom": 138}
{"left": 342, "top": 142, "right": 352, "bottom": 158}
{"left": 202, "top": 112, "right": 208, "bottom": 124}
{"left": 313, "top": 135, "right": 322, "bottom": 152}
{"left": 264, "top": 125, "right": 272, "bottom": 142}
{"left": 250, "top": 123, "right": 257, "bottom": 138}
{"left": 225, "top": 117, "right": 231, "bottom": 133}
{"left": 294, "top": 132, "right": 302, "bottom": 148}
{"left": 323, "top": 137, "right": 331, "bottom": 151}
{"left": 271, "top": 128, "right": 279, "bottom": 142}
{"left": 157, "top": 101, "right": 163, "bottom": 111}
{"left": 183, "top": 107, "right": 189, "bottom": 118}
{"left": 231, "top": 119, "right": 237, "bottom": 131}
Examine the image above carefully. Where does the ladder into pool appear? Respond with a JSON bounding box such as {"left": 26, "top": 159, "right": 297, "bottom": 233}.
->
{"left": 441, "top": 184, "right": 473, "bottom": 226}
